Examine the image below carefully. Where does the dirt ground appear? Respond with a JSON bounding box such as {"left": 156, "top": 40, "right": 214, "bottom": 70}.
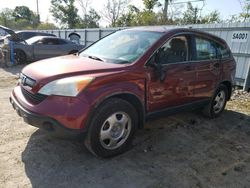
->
{"left": 0, "top": 65, "right": 250, "bottom": 188}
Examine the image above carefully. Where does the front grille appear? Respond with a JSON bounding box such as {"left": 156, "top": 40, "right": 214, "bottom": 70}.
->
{"left": 21, "top": 87, "right": 47, "bottom": 104}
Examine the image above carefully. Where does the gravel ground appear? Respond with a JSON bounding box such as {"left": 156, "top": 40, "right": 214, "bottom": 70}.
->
{"left": 0, "top": 65, "right": 250, "bottom": 188}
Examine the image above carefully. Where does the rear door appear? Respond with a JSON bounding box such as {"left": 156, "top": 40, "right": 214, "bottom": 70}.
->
{"left": 146, "top": 35, "right": 197, "bottom": 112}
{"left": 191, "top": 35, "right": 222, "bottom": 100}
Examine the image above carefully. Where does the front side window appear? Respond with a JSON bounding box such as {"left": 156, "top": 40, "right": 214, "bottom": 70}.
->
{"left": 80, "top": 30, "right": 163, "bottom": 64}
{"left": 157, "top": 36, "right": 188, "bottom": 65}
{"left": 194, "top": 37, "right": 217, "bottom": 61}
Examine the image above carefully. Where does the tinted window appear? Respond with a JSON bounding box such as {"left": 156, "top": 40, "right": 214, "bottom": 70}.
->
{"left": 194, "top": 37, "right": 217, "bottom": 60}
{"left": 41, "top": 38, "right": 60, "bottom": 45}
{"left": 217, "top": 43, "right": 231, "bottom": 59}
{"left": 57, "top": 39, "right": 68, "bottom": 44}
{"left": 158, "top": 36, "right": 188, "bottom": 64}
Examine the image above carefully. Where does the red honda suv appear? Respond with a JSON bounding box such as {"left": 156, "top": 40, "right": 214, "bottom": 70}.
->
{"left": 10, "top": 27, "right": 236, "bottom": 157}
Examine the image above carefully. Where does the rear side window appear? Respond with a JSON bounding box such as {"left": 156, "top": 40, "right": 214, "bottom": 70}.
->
{"left": 158, "top": 36, "right": 188, "bottom": 65}
{"left": 194, "top": 37, "right": 217, "bottom": 60}
{"left": 57, "top": 39, "right": 68, "bottom": 44}
{"left": 42, "top": 38, "right": 59, "bottom": 45}
{"left": 45, "top": 38, "right": 68, "bottom": 45}
{"left": 217, "top": 43, "right": 231, "bottom": 59}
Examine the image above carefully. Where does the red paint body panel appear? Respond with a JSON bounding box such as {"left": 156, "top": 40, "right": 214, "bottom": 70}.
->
{"left": 146, "top": 62, "right": 197, "bottom": 111}
{"left": 10, "top": 28, "right": 236, "bottom": 132}
{"left": 12, "top": 86, "right": 90, "bottom": 129}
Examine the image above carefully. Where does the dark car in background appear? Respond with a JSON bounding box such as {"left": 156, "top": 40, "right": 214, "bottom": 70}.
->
{"left": 0, "top": 25, "right": 84, "bottom": 65}
{"left": 0, "top": 29, "right": 56, "bottom": 43}
{"left": 10, "top": 27, "right": 236, "bottom": 158}
{"left": 14, "top": 31, "right": 56, "bottom": 40}
{"left": 14, "top": 36, "right": 85, "bottom": 63}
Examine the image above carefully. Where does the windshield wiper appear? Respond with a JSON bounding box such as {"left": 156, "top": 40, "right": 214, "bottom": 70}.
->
{"left": 88, "top": 55, "right": 104, "bottom": 62}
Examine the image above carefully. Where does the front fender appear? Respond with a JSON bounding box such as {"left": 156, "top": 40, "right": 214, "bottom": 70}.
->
{"left": 88, "top": 80, "right": 145, "bottom": 107}
{"left": 79, "top": 79, "right": 146, "bottom": 130}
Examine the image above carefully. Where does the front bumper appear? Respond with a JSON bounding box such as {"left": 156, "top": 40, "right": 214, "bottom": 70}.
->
{"left": 10, "top": 86, "right": 89, "bottom": 137}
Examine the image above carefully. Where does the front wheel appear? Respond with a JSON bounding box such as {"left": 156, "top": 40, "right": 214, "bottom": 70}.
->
{"left": 203, "top": 85, "right": 228, "bottom": 118}
{"left": 14, "top": 50, "right": 26, "bottom": 64}
{"left": 85, "top": 98, "right": 138, "bottom": 158}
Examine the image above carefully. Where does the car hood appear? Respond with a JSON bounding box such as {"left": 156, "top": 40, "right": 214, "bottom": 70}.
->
{"left": 22, "top": 55, "right": 128, "bottom": 85}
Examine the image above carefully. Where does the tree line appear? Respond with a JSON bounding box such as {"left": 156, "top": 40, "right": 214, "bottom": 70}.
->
{"left": 0, "top": 0, "right": 249, "bottom": 30}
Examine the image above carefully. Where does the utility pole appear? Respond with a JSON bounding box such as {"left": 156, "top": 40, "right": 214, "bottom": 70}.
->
{"left": 163, "top": 0, "right": 170, "bottom": 21}
{"left": 194, "top": 7, "right": 198, "bottom": 23}
{"left": 36, "top": 0, "right": 40, "bottom": 23}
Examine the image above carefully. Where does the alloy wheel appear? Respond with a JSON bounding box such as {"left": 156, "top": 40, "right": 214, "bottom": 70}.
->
{"left": 100, "top": 112, "right": 132, "bottom": 150}
{"left": 213, "top": 90, "right": 226, "bottom": 114}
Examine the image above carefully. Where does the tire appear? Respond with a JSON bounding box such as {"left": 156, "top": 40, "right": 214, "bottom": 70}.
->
{"left": 85, "top": 98, "right": 138, "bottom": 158}
{"left": 14, "top": 50, "right": 26, "bottom": 64}
{"left": 202, "top": 85, "right": 228, "bottom": 118}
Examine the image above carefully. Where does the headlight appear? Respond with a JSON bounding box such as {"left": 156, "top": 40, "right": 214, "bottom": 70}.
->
{"left": 38, "top": 76, "right": 94, "bottom": 97}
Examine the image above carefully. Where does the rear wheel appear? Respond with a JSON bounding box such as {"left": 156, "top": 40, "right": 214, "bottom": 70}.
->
{"left": 203, "top": 85, "right": 228, "bottom": 118}
{"left": 85, "top": 98, "right": 138, "bottom": 158}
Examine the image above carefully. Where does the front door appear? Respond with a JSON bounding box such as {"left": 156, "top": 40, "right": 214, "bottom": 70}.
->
{"left": 146, "top": 35, "right": 197, "bottom": 112}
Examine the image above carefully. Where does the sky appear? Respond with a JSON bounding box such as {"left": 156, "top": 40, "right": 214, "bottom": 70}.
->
{"left": 0, "top": 0, "right": 244, "bottom": 26}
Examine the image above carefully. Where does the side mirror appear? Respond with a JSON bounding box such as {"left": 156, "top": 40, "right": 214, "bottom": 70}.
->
{"left": 147, "top": 54, "right": 157, "bottom": 68}
{"left": 156, "top": 63, "right": 166, "bottom": 81}
{"left": 147, "top": 52, "right": 166, "bottom": 81}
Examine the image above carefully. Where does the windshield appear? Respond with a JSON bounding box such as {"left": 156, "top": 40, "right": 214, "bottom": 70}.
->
{"left": 79, "top": 30, "right": 163, "bottom": 64}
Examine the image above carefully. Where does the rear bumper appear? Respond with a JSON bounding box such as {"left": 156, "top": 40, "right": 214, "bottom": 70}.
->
{"left": 10, "top": 91, "right": 87, "bottom": 138}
